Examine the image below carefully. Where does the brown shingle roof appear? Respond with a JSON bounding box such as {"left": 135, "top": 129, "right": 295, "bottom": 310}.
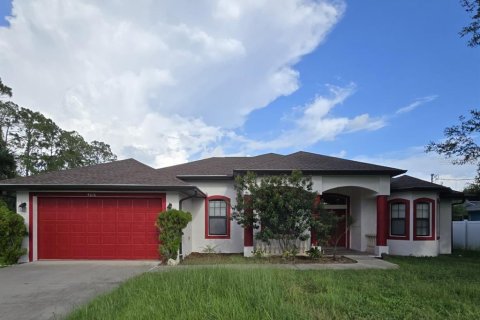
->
{"left": 0, "top": 159, "right": 194, "bottom": 191}
{"left": 391, "top": 175, "right": 463, "bottom": 198}
{"left": 158, "top": 151, "right": 406, "bottom": 177}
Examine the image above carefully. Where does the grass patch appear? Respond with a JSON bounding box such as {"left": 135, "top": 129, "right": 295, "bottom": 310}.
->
{"left": 181, "top": 253, "right": 354, "bottom": 265}
{"left": 66, "top": 251, "right": 480, "bottom": 320}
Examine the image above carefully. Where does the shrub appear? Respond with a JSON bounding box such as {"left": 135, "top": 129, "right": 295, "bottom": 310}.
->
{"left": 156, "top": 209, "right": 192, "bottom": 262}
{"left": 306, "top": 246, "right": 322, "bottom": 260}
{"left": 0, "top": 200, "right": 28, "bottom": 265}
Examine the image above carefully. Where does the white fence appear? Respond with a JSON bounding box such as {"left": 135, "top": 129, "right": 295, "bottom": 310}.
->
{"left": 453, "top": 220, "right": 480, "bottom": 250}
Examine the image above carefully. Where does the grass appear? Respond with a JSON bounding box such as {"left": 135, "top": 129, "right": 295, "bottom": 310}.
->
{"left": 181, "top": 253, "right": 355, "bottom": 265}
{"left": 66, "top": 250, "right": 480, "bottom": 320}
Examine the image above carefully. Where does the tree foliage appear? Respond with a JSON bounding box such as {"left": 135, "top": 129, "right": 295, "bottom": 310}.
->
{"left": 156, "top": 208, "right": 192, "bottom": 262}
{"left": 0, "top": 78, "right": 117, "bottom": 177}
{"left": 311, "top": 209, "right": 353, "bottom": 260}
{"left": 0, "top": 200, "right": 28, "bottom": 265}
{"left": 426, "top": 110, "right": 480, "bottom": 190}
{"left": 233, "top": 170, "right": 318, "bottom": 256}
{"left": 460, "top": 0, "right": 480, "bottom": 47}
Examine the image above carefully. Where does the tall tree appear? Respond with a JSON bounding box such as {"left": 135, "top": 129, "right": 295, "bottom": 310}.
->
{"left": 460, "top": 0, "right": 480, "bottom": 47}
{"left": 0, "top": 78, "right": 16, "bottom": 180}
{"left": 426, "top": 110, "right": 480, "bottom": 188}
{"left": 0, "top": 77, "right": 117, "bottom": 176}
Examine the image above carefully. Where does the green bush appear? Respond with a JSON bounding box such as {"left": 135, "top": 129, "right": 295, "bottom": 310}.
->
{"left": 156, "top": 209, "right": 192, "bottom": 262}
{"left": 306, "top": 246, "right": 322, "bottom": 260}
{"left": 0, "top": 200, "right": 28, "bottom": 265}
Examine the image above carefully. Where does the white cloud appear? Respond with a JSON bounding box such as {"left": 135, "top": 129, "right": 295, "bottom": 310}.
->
{"left": 0, "top": 0, "right": 345, "bottom": 167}
{"left": 244, "top": 83, "right": 386, "bottom": 150}
{"left": 353, "top": 148, "right": 477, "bottom": 191}
{"left": 395, "top": 95, "right": 438, "bottom": 115}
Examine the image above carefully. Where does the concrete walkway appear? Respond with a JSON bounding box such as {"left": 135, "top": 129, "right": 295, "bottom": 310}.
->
{"left": 157, "top": 255, "right": 398, "bottom": 271}
{"left": 0, "top": 261, "right": 157, "bottom": 320}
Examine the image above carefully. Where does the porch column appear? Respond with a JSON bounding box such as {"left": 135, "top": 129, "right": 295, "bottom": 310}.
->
{"left": 244, "top": 225, "right": 254, "bottom": 257}
{"left": 311, "top": 194, "right": 321, "bottom": 247}
{"left": 375, "top": 195, "right": 389, "bottom": 257}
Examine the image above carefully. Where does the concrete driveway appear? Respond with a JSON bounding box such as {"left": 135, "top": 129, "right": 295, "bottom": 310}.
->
{"left": 0, "top": 261, "right": 158, "bottom": 320}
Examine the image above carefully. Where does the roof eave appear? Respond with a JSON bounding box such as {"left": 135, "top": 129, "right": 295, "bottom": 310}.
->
{"left": 176, "top": 175, "right": 233, "bottom": 180}
{"left": 0, "top": 184, "right": 206, "bottom": 197}
{"left": 391, "top": 187, "right": 464, "bottom": 199}
{"left": 233, "top": 169, "right": 407, "bottom": 177}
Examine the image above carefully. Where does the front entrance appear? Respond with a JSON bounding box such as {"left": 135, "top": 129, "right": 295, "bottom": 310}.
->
{"left": 322, "top": 193, "right": 349, "bottom": 248}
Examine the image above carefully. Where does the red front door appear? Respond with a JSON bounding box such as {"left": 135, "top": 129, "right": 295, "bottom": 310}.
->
{"left": 38, "top": 195, "right": 164, "bottom": 260}
{"left": 327, "top": 209, "right": 347, "bottom": 247}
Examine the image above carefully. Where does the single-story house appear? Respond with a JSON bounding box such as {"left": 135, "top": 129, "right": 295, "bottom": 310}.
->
{"left": 462, "top": 200, "right": 480, "bottom": 221}
{"left": 0, "top": 151, "right": 462, "bottom": 262}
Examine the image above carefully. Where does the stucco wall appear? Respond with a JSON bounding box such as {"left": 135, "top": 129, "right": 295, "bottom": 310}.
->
{"left": 313, "top": 175, "right": 391, "bottom": 195}
{"left": 387, "top": 191, "right": 441, "bottom": 256}
{"left": 438, "top": 200, "right": 452, "bottom": 254}
{"left": 186, "top": 181, "right": 244, "bottom": 254}
{"left": 16, "top": 191, "right": 29, "bottom": 263}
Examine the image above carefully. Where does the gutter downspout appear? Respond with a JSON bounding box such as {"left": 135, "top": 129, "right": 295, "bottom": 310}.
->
{"left": 178, "top": 190, "right": 206, "bottom": 259}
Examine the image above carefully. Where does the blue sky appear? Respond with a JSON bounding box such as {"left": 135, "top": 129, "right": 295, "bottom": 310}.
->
{"left": 243, "top": 1, "right": 479, "bottom": 156}
{"left": 0, "top": 1, "right": 479, "bottom": 189}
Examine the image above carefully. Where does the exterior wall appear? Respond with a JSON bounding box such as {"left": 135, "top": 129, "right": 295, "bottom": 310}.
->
{"left": 16, "top": 191, "right": 30, "bottom": 263}
{"left": 314, "top": 175, "right": 391, "bottom": 195}
{"left": 438, "top": 200, "right": 452, "bottom": 254}
{"left": 187, "top": 181, "right": 244, "bottom": 254}
{"left": 387, "top": 191, "right": 444, "bottom": 256}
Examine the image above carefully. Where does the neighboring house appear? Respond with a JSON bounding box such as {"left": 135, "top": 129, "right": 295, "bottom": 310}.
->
{"left": 0, "top": 151, "right": 462, "bottom": 262}
{"left": 463, "top": 200, "right": 480, "bottom": 221}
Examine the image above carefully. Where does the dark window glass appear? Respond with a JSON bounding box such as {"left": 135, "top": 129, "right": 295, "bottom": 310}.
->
{"left": 391, "top": 203, "right": 406, "bottom": 236}
{"left": 209, "top": 200, "right": 227, "bottom": 235}
{"left": 416, "top": 202, "right": 430, "bottom": 236}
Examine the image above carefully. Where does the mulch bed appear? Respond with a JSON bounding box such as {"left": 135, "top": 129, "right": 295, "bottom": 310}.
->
{"left": 181, "top": 252, "right": 356, "bottom": 265}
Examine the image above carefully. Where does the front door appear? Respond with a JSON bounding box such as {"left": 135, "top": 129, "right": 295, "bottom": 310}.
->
{"left": 322, "top": 193, "right": 349, "bottom": 248}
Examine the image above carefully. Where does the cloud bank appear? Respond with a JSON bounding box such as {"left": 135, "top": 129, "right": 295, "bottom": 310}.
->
{"left": 0, "top": 0, "right": 349, "bottom": 167}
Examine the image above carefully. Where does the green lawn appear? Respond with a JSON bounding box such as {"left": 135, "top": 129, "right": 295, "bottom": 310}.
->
{"left": 66, "top": 251, "right": 480, "bottom": 320}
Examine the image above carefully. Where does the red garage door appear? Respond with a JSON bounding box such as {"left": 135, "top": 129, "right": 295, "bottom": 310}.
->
{"left": 37, "top": 194, "right": 165, "bottom": 260}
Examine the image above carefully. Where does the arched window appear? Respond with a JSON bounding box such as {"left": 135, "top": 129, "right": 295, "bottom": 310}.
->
{"left": 205, "top": 196, "right": 231, "bottom": 239}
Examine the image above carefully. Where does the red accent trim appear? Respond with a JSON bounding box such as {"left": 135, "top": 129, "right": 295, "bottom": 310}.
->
{"left": 387, "top": 198, "right": 410, "bottom": 241}
{"left": 413, "top": 198, "right": 436, "bottom": 241}
{"left": 376, "top": 196, "right": 388, "bottom": 245}
{"left": 243, "top": 195, "right": 254, "bottom": 246}
{"left": 28, "top": 192, "right": 34, "bottom": 262}
{"left": 33, "top": 192, "right": 166, "bottom": 260}
{"left": 244, "top": 225, "right": 253, "bottom": 247}
{"left": 33, "top": 192, "right": 164, "bottom": 198}
{"left": 346, "top": 196, "right": 351, "bottom": 249}
{"left": 205, "top": 195, "right": 231, "bottom": 239}
{"left": 311, "top": 194, "right": 321, "bottom": 246}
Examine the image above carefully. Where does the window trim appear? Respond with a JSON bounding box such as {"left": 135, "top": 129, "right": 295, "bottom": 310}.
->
{"left": 387, "top": 199, "right": 410, "bottom": 240}
{"left": 413, "top": 198, "right": 436, "bottom": 241}
{"left": 205, "top": 195, "right": 231, "bottom": 239}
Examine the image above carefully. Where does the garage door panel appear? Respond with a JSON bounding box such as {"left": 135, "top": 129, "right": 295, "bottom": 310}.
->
{"left": 71, "top": 223, "right": 87, "bottom": 233}
{"left": 38, "top": 195, "right": 163, "bottom": 260}
{"left": 87, "top": 223, "right": 102, "bottom": 232}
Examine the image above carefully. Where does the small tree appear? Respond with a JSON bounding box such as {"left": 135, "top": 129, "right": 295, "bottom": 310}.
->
{"left": 0, "top": 200, "right": 28, "bottom": 265}
{"left": 156, "top": 208, "right": 192, "bottom": 262}
{"left": 233, "top": 170, "right": 317, "bottom": 258}
{"left": 312, "top": 209, "right": 353, "bottom": 260}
